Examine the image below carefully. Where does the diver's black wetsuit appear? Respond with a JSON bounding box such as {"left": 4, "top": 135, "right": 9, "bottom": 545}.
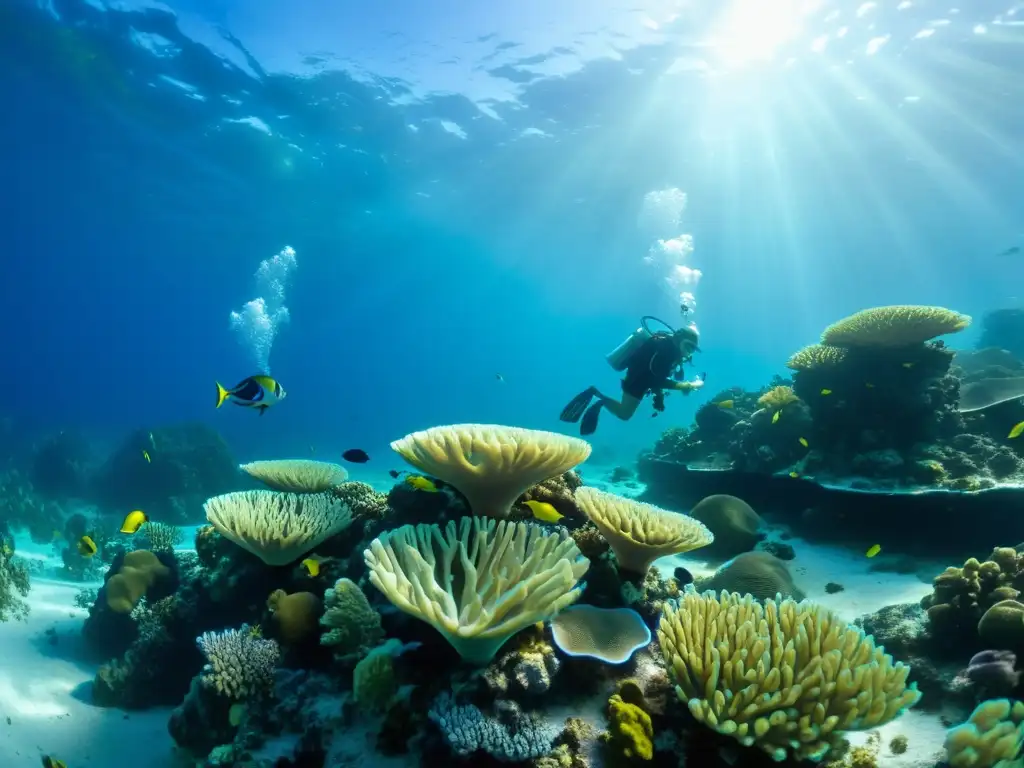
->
{"left": 560, "top": 333, "right": 684, "bottom": 435}
{"left": 620, "top": 333, "right": 683, "bottom": 399}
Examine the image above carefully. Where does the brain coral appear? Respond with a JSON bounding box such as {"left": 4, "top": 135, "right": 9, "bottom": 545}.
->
{"left": 694, "top": 551, "right": 804, "bottom": 602}
{"left": 687, "top": 495, "right": 762, "bottom": 559}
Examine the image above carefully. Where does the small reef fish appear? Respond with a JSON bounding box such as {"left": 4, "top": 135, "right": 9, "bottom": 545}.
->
{"left": 388, "top": 469, "right": 402, "bottom": 479}
{"left": 789, "top": 471, "right": 800, "bottom": 478}
{"left": 524, "top": 500, "right": 563, "bottom": 524}
{"left": 120, "top": 510, "right": 149, "bottom": 534}
{"left": 715, "top": 400, "right": 735, "bottom": 409}
{"left": 997, "top": 246, "right": 1021, "bottom": 257}
{"left": 495, "top": 373, "right": 504, "bottom": 382}
{"left": 902, "top": 362, "right": 914, "bottom": 369}
{"left": 77, "top": 535, "right": 97, "bottom": 557}
{"left": 142, "top": 450, "right": 151, "bottom": 463}
{"left": 215, "top": 375, "right": 286, "bottom": 416}
{"left": 865, "top": 383, "right": 875, "bottom": 389}
{"left": 820, "top": 388, "right": 832, "bottom": 396}
{"left": 1009, "top": 421, "right": 1024, "bottom": 439}
{"left": 798, "top": 437, "right": 809, "bottom": 448}
{"left": 301, "top": 557, "right": 321, "bottom": 577}
{"left": 342, "top": 449, "right": 370, "bottom": 464}
{"left": 42, "top": 757, "right": 68, "bottom": 768}
{"left": 866, "top": 544, "right": 882, "bottom": 558}
{"left": 772, "top": 410, "right": 781, "bottom": 424}
{"left": 406, "top": 475, "right": 439, "bottom": 492}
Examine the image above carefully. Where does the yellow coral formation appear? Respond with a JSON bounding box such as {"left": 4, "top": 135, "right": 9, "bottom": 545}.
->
{"left": 266, "top": 589, "right": 321, "bottom": 644}
{"left": 106, "top": 550, "right": 170, "bottom": 613}
{"left": 390, "top": 423, "right": 591, "bottom": 518}
{"left": 945, "top": 699, "right": 1024, "bottom": 768}
{"left": 576, "top": 487, "right": 713, "bottom": 575}
{"left": 786, "top": 344, "right": 848, "bottom": 371}
{"left": 658, "top": 590, "right": 920, "bottom": 762}
{"left": 605, "top": 693, "right": 654, "bottom": 761}
{"left": 203, "top": 489, "right": 353, "bottom": 566}
{"left": 757, "top": 386, "right": 800, "bottom": 411}
{"left": 821, "top": 305, "right": 971, "bottom": 347}
{"left": 364, "top": 516, "right": 588, "bottom": 664}
{"left": 239, "top": 459, "right": 348, "bottom": 493}
{"left": 922, "top": 547, "right": 1023, "bottom": 635}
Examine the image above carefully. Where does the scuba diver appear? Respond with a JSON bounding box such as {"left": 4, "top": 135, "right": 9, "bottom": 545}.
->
{"left": 560, "top": 314, "right": 705, "bottom": 436}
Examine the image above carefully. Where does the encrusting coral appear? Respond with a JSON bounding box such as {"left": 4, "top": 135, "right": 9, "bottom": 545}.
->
{"left": 575, "top": 487, "right": 713, "bottom": 575}
{"left": 364, "top": 516, "right": 589, "bottom": 664}
{"left": 390, "top": 423, "right": 591, "bottom": 518}
{"left": 106, "top": 549, "right": 171, "bottom": 613}
{"left": 549, "top": 605, "right": 651, "bottom": 664}
{"left": 658, "top": 589, "right": 921, "bottom": 762}
{"left": 604, "top": 693, "right": 654, "bottom": 761}
{"left": 203, "top": 489, "right": 353, "bottom": 566}
{"left": 757, "top": 385, "right": 800, "bottom": 411}
{"left": 239, "top": 459, "right": 349, "bottom": 493}
{"left": 266, "top": 589, "right": 321, "bottom": 645}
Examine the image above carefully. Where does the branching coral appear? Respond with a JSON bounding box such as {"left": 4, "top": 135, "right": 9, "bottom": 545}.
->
{"left": 390, "top": 424, "right": 591, "bottom": 518}
{"left": 319, "top": 577, "right": 384, "bottom": 660}
{"left": 328, "top": 481, "right": 389, "bottom": 520}
{"left": 658, "top": 589, "right": 920, "bottom": 762}
{"left": 821, "top": 305, "right": 971, "bottom": 347}
{"left": 196, "top": 624, "right": 280, "bottom": 700}
{"left": 575, "top": 487, "right": 713, "bottom": 575}
{"left": 239, "top": 459, "right": 348, "bottom": 493}
{"left": 429, "top": 693, "right": 560, "bottom": 762}
{"left": 757, "top": 386, "right": 800, "bottom": 411}
{"left": 134, "top": 522, "right": 184, "bottom": 552}
{"left": 945, "top": 698, "right": 1024, "bottom": 768}
{"left": 203, "top": 489, "right": 353, "bottom": 566}
{"left": 364, "top": 516, "right": 589, "bottom": 664}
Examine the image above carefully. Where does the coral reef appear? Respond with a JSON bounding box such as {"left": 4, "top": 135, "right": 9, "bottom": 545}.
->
{"left": 0, "top": 533, "right": 30, "bottom": 621}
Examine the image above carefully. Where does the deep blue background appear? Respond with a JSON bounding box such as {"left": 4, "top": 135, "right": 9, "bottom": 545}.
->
{"left": 2, "top": 0, "right": 1022, "bottom": 465}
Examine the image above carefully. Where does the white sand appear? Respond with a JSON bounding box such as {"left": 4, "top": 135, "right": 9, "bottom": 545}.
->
{"left": 0, "top": 535, "right": 178, "bottom": 768}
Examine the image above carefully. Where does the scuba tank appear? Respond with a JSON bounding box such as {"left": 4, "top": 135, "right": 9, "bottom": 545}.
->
{"left": 606, "top": 327, "right": 651, "bottom": 371}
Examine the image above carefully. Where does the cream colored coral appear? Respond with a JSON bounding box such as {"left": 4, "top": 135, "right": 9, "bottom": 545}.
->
{"left": 239, "top": 459, "right": 348, "bottom": 493}
{"left": 204, "top": 490, "right": 353, "bottom": 566}
{"left": 945, "top": 699, "right": 1024, "bottom": 768}
{"left": 364, "top": 516, "right": 589, "bottom": 664}
{"left": 576, "top": 487, "right": 713, "bottom": 575}
{"left": 786, "top": 344, "right": 848, "bottom": 371}
{"left": 757, "top": 386, "right": 800, "bottom": 411}
{"left": 658, "top": 589, "right": 921, "bottom": 763}
{"left": 390, "top": 424, "right": 591, "bottom": 518}
{"left": 821, "top": 305, "right": 971, "bottom": 347}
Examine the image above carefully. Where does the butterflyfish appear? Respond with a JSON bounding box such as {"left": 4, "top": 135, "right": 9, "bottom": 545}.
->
{"left": 1009, "top": 421, "right": 1024, "bottom": 439}
{"left": 215, "top": 375, "right": 286, "bottom": 416}
{"left": 866, "top": 544, "right": 881, "bottom": 558}
{"left": 301, "top": 558, "right": 321, "bottom": 577}
{"left": 524, "top": 500, "right": 563, "bottom": 524}
{"left": 798, "top": 437, "right": 809, "bottom": 448}
{"left": 120, "top": 510, "right": 149, "bottom": 534}
{"left": 772, "top": 410, "right": 781, "bottom": 424}
{"left": 406, "top": 475, "right": 439, "bottom": 492}
{"left": 77, "top": 535, "right": 97, "bottom": 557}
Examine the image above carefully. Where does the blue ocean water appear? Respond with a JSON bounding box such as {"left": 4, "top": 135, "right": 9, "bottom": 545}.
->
{"left": 4, "top": 0, "right": 1020, "bottom": 468}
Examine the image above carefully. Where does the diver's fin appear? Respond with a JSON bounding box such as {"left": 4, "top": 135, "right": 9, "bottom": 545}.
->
{"left": 215, "top": 382, "right": 230, "bottom": 409}
{"left": 560, "top": 387, "right": 598, "bottom": 423}
{"left": 580, "top": 402, "right": 603, "bottom": 436}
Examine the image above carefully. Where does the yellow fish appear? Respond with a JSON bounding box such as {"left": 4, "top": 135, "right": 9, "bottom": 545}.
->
{"left": 142, "top": 450, "right": 151, "bottom": 463}
{"left": 406, "top": 475, "right": 439, "bottom": 492}
{"left": 301, "top": 558, "right": 321, "bottom": 577}
{"left": 798, "top": 437, "right": 809, "bottom": 448}
{"left": 42, "top": 757, "right": 68, "bottom": 768}
{"left": 524, "top": 500, "right": 563, "bottom": 524}
{"left": 715, "top": 400, "right": 735, "bottom": 409}
{"left": 902, "top": 362, "right": 914, "bottom": 369}
{"left": 1009, "top": 421, "right": 1024, "bottom": 439}
{"left": 820, "top": 388, "right": 832, "bottom": 396}
{"left": 772, "top": 410, "right": 781, "bottom": 424}
{"left": 119, "top": 509, "right": 149, "bottom": 534}
{"left": 866, "top": 544, "right": 881, "bottom": 558}
{"left": 789, "top": 471, "right": 799, "bottom": 479}
{"left": 77, "top": 535, "right": 97, "bottom": 557}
